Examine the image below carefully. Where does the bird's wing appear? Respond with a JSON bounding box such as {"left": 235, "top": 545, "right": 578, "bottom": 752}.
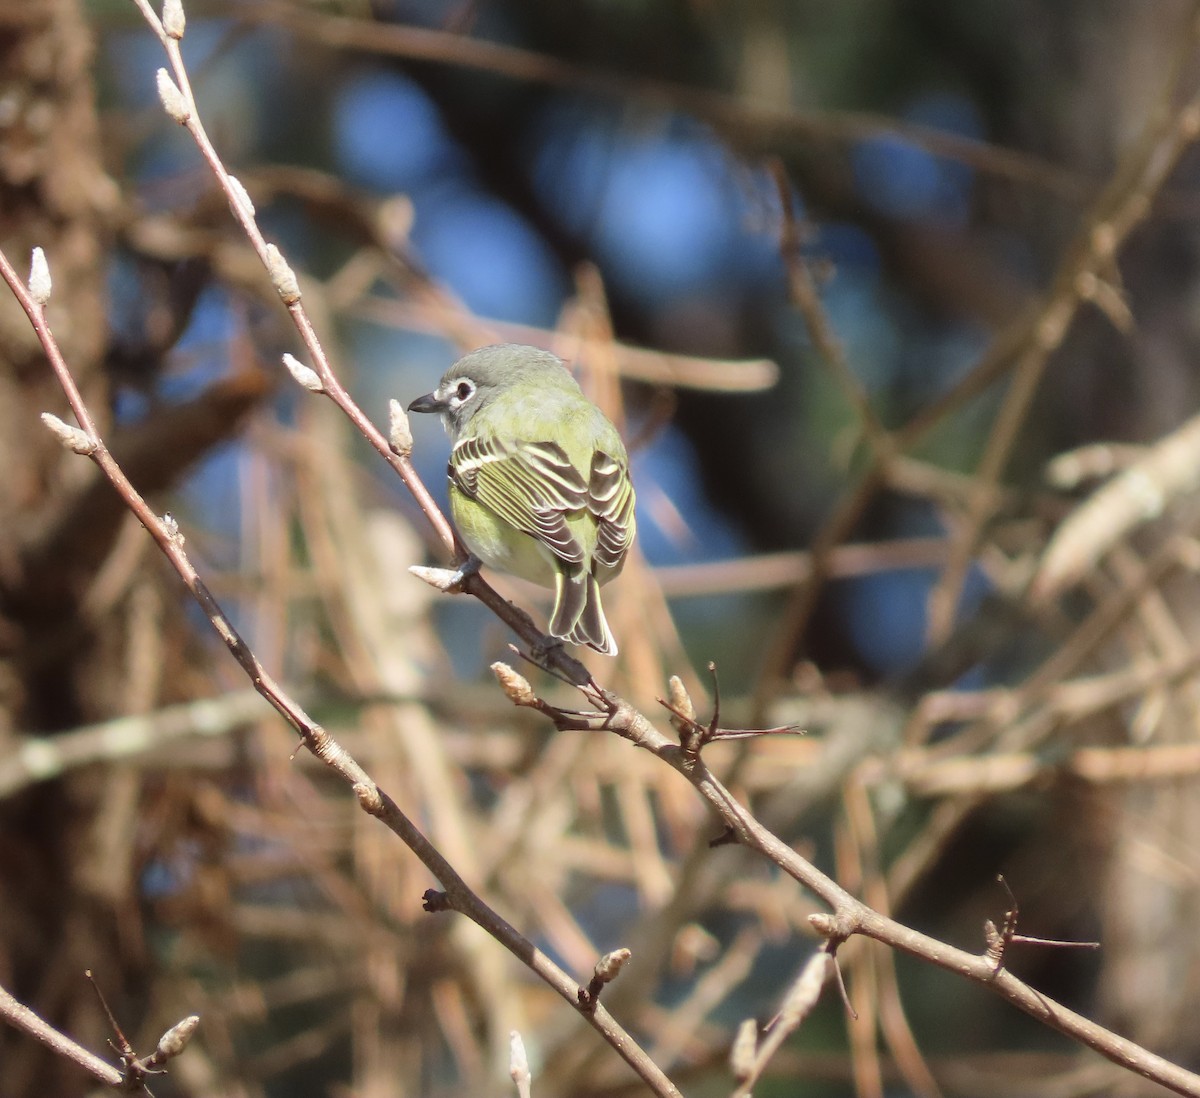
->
{"left": 450, "top": 435, "right": 588, "bottom": 566}
{"left": 588, "top": 450, "right": 636, "bottom": 571}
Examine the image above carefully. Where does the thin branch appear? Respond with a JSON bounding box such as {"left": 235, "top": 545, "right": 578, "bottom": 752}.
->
{"left": 18, "top": 6, "right": 1199, "bottom": 1097}
{"left": 238, "top": 0, "right": 1088, "bottom": 201}
{"left": 0, "top": 691, "right": 264, "bottom": 800}
{"left": 0, "top": 981, "right": 124, "bottom": 1089}
{"left": 759, "top": 0, "right": 1200, "bottom": 694}
{"left": 0, "top": 240, "right": 681, "bottom": 1098}
{"left": 583, "top": 688, "right": 1200, "bottom": 1098}
{"left": 926, "top": 2, "right": 1200, "bottom": 642}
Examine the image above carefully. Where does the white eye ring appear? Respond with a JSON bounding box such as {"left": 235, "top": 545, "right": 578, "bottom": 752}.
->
{"left": 450, "top": 378, "right": 475, "bottom": 405}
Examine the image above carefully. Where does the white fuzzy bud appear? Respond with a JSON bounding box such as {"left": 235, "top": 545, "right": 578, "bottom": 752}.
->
{"left": 28, "top": 247, "right": 51, "bottom": 305}
{"left": 265, "top": 244, "right": 301, "bottom": 304}
{"left": 388, "top": 398, "right": 413, "bottom": 455}
{"left": 156, "top": 68, "right": 189, "bottom": 124}
{"left": 408, "top": 564, "right": 460, "bottom": 591}
{"left": 226, "top": 174, "right": 255, "bottom": 219}
{"left": 509, "top": 1030, "right": 531, "bottom": 1098}
{"left": 730, "top": 1018, "right": 758, "bottom": 1082}
{"left": 282, "top": 353, "right": 322, "bottom": 392}
{"left": 162, "top": 0, "right": 186, "bottom": 39}
{"left": 154, "top": 1014, "right": 199, "bottom": 1059}
{"left": 593, "top": 947, "right": 631, "bottom": 984}
{"left": 161, "top": 512, "right": 184, "bottom": 546}
{"left": 41, "top": 412, "right": 94, "bottom": 455}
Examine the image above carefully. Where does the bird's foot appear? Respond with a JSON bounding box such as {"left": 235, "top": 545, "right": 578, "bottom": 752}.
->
{"left": 531, "top": 632, "right": 566, "bottom": 664}
{"left": 448, "top": 555, "right": 482, "bottom": 589}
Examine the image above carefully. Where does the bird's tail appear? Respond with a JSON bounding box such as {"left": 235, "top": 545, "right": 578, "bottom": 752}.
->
{"left": 551, "top": 570, "right": 617, "bottom": 655}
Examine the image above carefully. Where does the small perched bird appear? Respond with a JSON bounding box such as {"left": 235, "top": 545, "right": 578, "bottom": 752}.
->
{"left": 408, "top": 344, "right": 636, "bottom": 655}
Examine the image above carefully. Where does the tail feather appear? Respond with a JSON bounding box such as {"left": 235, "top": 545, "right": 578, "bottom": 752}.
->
{"left": 550, "top": 569, "right": 617, "bottom": 655}
{"left": 549, "top": 569, "right": 585, "bottom": 640}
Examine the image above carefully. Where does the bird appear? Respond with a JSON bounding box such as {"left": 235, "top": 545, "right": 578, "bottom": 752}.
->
{"left": 408, "top": 344, "right": 636, "bottom": 655}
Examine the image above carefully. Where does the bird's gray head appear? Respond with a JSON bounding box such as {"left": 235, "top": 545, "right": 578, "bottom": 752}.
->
{"left": 407, "top": 344, "right": 578, "bottom": 434}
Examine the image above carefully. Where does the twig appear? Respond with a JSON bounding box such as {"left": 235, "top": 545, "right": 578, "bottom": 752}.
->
{"left": 731, "top": 951, "right": 833, "bottom": 1098}
{"left": 578, "top": 948, "right": 633, "bottom": 1012}
{"left": 13, "top": 6, "right": 1199, "bottom": 1096}
{"left": 986, "top": 877, "right": 1101, "bottom": 975}
{"left": 0, "top": 238, "right": 681, "bottom": 1098}
{"left": 573, "top": 684, "right": 1200, "bottom": 1097}
{"left": 132, "top": 0, "right": 603, "bottom": 689}
{"left": 0, "top": 691, "right": 264, "bottom": 799}
{"left": 0, "top": 980, "right": 124, "bottom": 1090}
{"left": 510, "top": 1030, "right": 532, "bottom": 1098}
{"left": 926, "top": 2, "right": 1200, "bottom": 642}
{"left": 238, "top": 0, "right": 1087, "bottom": 201}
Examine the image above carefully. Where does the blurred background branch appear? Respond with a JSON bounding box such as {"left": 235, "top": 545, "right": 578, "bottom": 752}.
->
{"left": 7, "top": 1, "right": 1200, "bottom": 1096}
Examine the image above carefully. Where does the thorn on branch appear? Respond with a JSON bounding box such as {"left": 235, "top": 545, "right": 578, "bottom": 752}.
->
{"left": 827, "top": 949, "right": 857, "bottom": 1021}
{"left": 87, "top": 970, "right": 193, "bottom": 1090}
{"left": 659, "top": 661, "right": 804, "bottom": 757}
{"left": 708, "top": 825, "right": 738, "bottom": 849}
{"left": 578, "top": 947, "right": 631, "bottom": 1012}
{"left": 509, "top": 640, "right": 583, "bottom": 691}
{"left": 987, "top": 875, "right": 1101, "bottom": 976}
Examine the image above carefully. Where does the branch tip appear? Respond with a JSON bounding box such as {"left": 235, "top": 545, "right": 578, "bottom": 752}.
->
{"left": 593, "top": 947, "right": 631, "bottom": 983}
{"left": 578, "top": 947, "right": 631, "bottom": 1010}
{"left": 491, "top": 661, "right": 536, "bottom": 706}
{"left": 509, "top": 1030, "right": 532, "bottom": 1097}
{"left": 152, "top": 1014, "right": 199, "bottom": 1062}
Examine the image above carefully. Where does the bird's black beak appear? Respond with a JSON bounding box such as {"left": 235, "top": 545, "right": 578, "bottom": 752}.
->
{"left": 407, "top": 391, "right": 446, "bottom": 414}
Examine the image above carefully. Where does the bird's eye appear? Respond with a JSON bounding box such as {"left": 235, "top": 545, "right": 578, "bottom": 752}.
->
{"left": 455, "top": 380, "right": 474, "bottom": 402}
